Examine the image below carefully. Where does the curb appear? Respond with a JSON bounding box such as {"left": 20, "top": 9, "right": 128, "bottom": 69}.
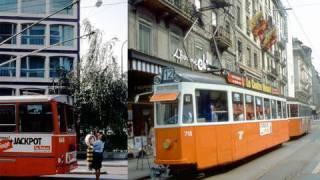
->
{"left": 69, "top": 171, "right": 108, "bottom": 175}
{"left": 77, "top": 164, "right": 128, "bottom": 167}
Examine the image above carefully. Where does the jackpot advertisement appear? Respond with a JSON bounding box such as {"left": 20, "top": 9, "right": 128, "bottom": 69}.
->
{"left": 0, "top": 134, "right": 52, "bottom": 153}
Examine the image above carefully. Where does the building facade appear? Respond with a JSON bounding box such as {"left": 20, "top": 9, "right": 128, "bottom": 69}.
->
{"left": 233, "top": 0, "right": 288, "bottom": 97}
{"left": 311, "top": 65, "right": 320, "bottom": 114}
{"left": 0, "top": 0, "right": 79, "bottom": 96}
{"left": 292, "top": 38, "right": 313, "bottom": 104}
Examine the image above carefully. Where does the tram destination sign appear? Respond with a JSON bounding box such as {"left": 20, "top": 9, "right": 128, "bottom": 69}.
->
{"left": 0, "top": 134, "right": 52, "bottom": 153}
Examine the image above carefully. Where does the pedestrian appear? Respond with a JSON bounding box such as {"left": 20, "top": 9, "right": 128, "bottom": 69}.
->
{"left": 85, "top": 133, "right": 96, "bottom": 170}
{"left": 92, "top": 131, "right": 106, "bottom": 180}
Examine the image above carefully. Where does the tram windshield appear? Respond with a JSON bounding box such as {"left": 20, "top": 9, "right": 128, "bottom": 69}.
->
{"left": 156, "top": 100, "right": 179, "bottom": 125}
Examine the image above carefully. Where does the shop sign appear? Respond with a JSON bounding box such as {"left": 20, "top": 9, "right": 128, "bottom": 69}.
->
{"left": 0, "top": 134, "right": 52, "bottom": 153}
{"left": 263, "top": 84, "right": 272, "bottom": 93}
{"left": 252, "top": 80, "right": 263, "bottom": 91}
{"left": 245, "top": 78, "right": 252, "bottom": 88}
{"left": 173, "top": 49, "right": 208, "bottom": 71}
{"left": 227, "top": 73, "right": 244, "bottom": 86}
{"left": 260, "top": 122, "right": 272, "bottom": 136}
{"left": 272, "top": 88, "right": 280, "bottom": 95}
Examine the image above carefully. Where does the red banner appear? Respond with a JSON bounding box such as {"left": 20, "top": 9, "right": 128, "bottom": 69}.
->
{"left": 227, "top": 73, "right": 244, "bottom": 87}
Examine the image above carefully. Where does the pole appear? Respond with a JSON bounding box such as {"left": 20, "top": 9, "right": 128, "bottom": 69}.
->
{"left": 121, "top": 40, "right": 128, "bottom": 76}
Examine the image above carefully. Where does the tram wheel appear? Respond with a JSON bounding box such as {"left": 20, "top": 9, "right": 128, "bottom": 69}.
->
{"left": 169, "top": 165, "right": 197, "bottom": 178}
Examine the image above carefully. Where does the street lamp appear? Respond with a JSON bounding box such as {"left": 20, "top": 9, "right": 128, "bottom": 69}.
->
{"left": 96, "top": 0, "right": 103, "bottom": 7}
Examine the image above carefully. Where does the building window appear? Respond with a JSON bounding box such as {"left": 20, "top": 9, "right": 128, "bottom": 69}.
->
{"left": 254, "top": 53, "right": 258, "bottom": 68}
{"left": 0, "top": 88, "right": 15, "bottom": 96}
{"left": 21, "top": 56, "right": 45, "bottom": 78}
{"left": 247, "top": 47, "right": 251, "bottom": 66}
{"left": 212, "top": 12, "right": 217, "bottom": 26}
{"left": 49, "top": 56, "right": 74, "bottom": 78}
{"left": 170, "top": 33, "right": 180, "bottom": 61}
{"left": 139, "top": 22, "right": 151, "bottom": 54}
{"left": 20, "top": 88, "right": 45, "bottom": 95}
{"left": 246, "top": 16, "right": 250, "bottom": 35}
{"left": 50, "top": 24, "right": 74, "bottom": 46}
{"left": 0, "top": 23, "right": 17, "bottom": 44}
{"left": 236, "top": 6, "right": 241, "bottom": 28}
{"left": 50, "top": 0, "right": 73, "bottom": 15}
{"left": 237, "top": 40, "right": 242, "bottom": 62}
{"left": 21, "top": 24, "right": 45, "bottom": 45}
{"left": 0, "top": 55, "right": 16, "bottom": 77}
{"left": 0, "top": 0, "right": 17, "bottom": 13}
{"left": 195, "top": 45, "right": 204, "bottom": 61}
{"left": 21, "top": 0, "right": 46, "bottom": 14}
{"left": 195, "top": 0, "right": 201, "bottom": 10}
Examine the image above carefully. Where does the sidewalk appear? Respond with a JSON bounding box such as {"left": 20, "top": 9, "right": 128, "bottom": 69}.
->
{"left": 70, "top": 160, "right": 128, "bottom": 175}
{"left": 128, "top": 156, "right": 155, "bottom": 180}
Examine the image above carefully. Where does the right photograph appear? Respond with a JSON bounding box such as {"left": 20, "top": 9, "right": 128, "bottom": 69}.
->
{"left": 128, "top": 0, "right": 320, "bottom": 179}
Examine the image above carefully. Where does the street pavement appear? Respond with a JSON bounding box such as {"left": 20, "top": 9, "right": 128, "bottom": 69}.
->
{"left": 205, "top": 120, "right": 320, "bottom": 180}
{"left": 128, "top": 156, "right": 155, "bottom": 180}
{"left": 41, "top": 160, "right": 128, "bottom": 179}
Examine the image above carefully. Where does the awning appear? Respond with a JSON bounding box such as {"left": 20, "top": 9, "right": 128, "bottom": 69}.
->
{"left": 150, "top": 92, "right": 179, "bottom": 102}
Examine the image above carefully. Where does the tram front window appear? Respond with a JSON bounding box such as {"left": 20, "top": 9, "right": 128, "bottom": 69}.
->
{"left": 0, "top": 105, "right": 16, "bottom": 132}
{"left": 196, "top": 90, "right": 228, "bottom": 123}
{"left": 19, "top": 103, "right": 53, "bottom": 132}
{"left": 156, "top": 101, "right": 178, "bottom": 125}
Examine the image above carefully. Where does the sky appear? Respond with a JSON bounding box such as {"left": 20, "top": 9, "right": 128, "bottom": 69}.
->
{"left": 80, "top": 0, "right": 128, "bottom": 72}
{"left": 283, "top": 0, "right": 320, "bottom": 72}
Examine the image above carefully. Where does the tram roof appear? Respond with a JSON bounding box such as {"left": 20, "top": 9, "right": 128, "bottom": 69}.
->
{"left": 176, "top": 70, "right": 227, "bottom": 85}
{"left": 0, "top": 95, "right": 73, "bottom": 105}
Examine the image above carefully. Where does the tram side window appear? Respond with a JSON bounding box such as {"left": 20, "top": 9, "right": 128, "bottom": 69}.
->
{"left": 156, "top": 100, "right": 178, "bottom": 125}
{"left": 196, "top": 90, "right": 228, "bottom": 123}
{"left": 282, "top": 102, "right": 287, "bottom": 118}
{"left": 277, "top": 101, "right": 282, "bottom": 118}
{"left": 58, "top": 103, "right": 67, "bottom": 133}
{"left": 264, "top": 98, "right": 271, "bottom": 119}
{"left": 245, "top": 95, "right": 254, "bottom": 120}
{"left": 183, "top": 94, "right": 194, "bottom": 124}
{"left": 0, "top": 105, "right": 16, "bottom": 132}
{"left": 271, "top": 100, "right": 277, "bottom": 119}
{"left": 255, "top": 97, "right": 263, "bottom": 120}
{"left": 19, "top": 103, "right": 53, "bottom": 132}
{"left": 290, "top": 104, "right": 298, "bottom": 117}
{"left": 233, "top": 92, "right": 244, "bottom": 121}
{"left": 66, "top": 106, "right": 75, "bottom": 132}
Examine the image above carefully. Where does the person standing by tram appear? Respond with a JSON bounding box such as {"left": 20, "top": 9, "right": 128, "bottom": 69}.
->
{"left": 92, "top": 132, "right": 106, "bottom": 180}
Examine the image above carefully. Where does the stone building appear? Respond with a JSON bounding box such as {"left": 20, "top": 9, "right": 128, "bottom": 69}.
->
{"left": 292, "top": 38, "right": 313, "bottom": 104}
{"left": 311, "top": 65, "right": 320, "bottom": 114}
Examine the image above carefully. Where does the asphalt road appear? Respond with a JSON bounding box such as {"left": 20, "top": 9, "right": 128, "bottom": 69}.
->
{"left": 204, "top": 120, "right": 320, "bottom": 180}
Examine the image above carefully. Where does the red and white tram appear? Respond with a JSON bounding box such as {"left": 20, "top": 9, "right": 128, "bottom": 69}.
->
{"left": 0, "top": 95, "right": 77, "bottom": 176}
{"left": 151, "top": 68, "right": 289, "bottom": 173}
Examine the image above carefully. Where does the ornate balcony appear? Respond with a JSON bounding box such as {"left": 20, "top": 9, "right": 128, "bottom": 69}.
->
{"left": 131, "top": 0, "right": 194, "bottom": 31}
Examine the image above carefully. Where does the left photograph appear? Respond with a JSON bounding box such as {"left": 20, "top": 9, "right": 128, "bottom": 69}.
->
{"left": 0, "top": 0, "right": 128, "bottom": 179}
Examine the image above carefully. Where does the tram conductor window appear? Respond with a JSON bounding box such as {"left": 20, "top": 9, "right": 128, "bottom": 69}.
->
{"left": 19, "top": 103, "right": 53, "bottom": 132}
{"left": 196, "top": 90, "right": 228, "bottom": 122}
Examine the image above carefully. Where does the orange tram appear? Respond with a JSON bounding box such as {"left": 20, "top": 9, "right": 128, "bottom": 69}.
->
{"left": 150, "top": 68, "right": 313, "bottom": 174}
{"left": 0, "top": 95, "right": 77, "bottom": 177}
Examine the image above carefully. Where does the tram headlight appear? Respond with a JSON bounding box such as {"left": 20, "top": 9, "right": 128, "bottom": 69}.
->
{"left": 162, "top": 139, "right": 172, "bottom": 150}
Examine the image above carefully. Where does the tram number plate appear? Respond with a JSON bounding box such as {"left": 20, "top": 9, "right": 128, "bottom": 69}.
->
{"left": 184, "top": 131, "right": 192, "bottom": 137}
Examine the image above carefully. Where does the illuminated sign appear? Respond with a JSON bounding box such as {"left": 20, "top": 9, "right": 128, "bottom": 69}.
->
{"left": 252, "top": 79, "right": 263, "bottom": 91}
{"left": 227, "top": 73, "right": 244, "bottom": 86}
